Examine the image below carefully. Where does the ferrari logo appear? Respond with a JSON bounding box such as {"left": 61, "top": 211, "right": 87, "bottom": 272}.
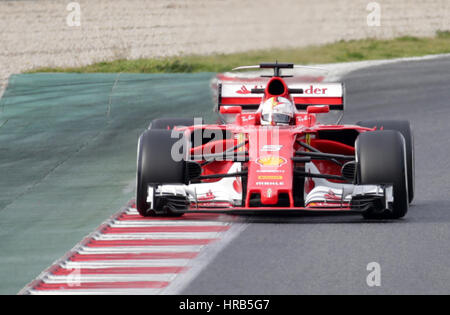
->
{"left": 270, "top": 97, "right": 282, "bottom": 109}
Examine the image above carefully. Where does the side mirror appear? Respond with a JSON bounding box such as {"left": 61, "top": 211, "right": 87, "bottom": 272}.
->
{"left": 307, "top": 105, "right": 330, "bottom": 114}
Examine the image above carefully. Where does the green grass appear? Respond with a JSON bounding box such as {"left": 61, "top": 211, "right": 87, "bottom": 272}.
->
{"left": 30, "top": 31, "right": 450, "bottom": 74}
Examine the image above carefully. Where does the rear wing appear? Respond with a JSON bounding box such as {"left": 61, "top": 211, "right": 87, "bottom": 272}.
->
{"left": 218, "top": 83, "right": 345, "bottom": 111}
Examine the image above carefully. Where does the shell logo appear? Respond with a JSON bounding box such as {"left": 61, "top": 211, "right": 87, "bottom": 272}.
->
{"left": 256, "top": 156, "right": 287, "bottom": 167}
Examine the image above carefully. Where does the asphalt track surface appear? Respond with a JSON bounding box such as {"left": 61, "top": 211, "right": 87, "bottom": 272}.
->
{"left": 182, "top": 57, "right": 450, "bottom": 294}
{"left": 1, "top": 57, "right": 449, "bottom": 294}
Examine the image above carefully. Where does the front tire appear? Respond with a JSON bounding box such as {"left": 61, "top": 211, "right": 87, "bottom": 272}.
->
{"left": 357, "top": 120, "right": 414, "bottom": 203}
{"left": 136, "top": 129, "right": 187, "bottom": 217}
{"left": 356, "top": 130, "right": 409, "bottom": 219}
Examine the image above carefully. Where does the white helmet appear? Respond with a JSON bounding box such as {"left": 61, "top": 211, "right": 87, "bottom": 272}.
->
{"left": 260, "top": 96, "right": 295, "bottom": 125}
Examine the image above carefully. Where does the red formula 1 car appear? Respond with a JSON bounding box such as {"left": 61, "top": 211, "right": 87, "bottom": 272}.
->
{"left": 136, "top": 63, "right": 414, "bottom": 219}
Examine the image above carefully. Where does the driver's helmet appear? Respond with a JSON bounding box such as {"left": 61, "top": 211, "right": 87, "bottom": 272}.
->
{"left": 260, "top": 96, "right": 295, "bottom": 125}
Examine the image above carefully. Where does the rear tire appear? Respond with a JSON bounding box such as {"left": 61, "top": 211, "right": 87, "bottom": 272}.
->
{"left": 136, "top": 129, "right": 187, "bottom": 217}
{"left": 357, "top": 120, "right": 414, "bottom": 203}
{"left": 356, "top": 131, "right": 409, "bottom": 219}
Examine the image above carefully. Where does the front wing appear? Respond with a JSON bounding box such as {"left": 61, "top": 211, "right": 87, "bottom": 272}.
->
{"left": 148, "top": 163, "right": 393, "bottom": 215}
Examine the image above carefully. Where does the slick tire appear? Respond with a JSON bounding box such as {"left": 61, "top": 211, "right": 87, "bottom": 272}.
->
{"left": 357, "top": 120, "right": 414, "bottom": 203}
{"left": 356, "top": 130, "right": 409, "bottom": 219}
{"left": 136, "top": 129, "right": 187, "bottom": 217}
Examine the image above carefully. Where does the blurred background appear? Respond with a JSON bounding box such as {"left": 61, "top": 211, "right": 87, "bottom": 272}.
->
{"left": 1, "top": 0, "right": 449, "bottom": 95}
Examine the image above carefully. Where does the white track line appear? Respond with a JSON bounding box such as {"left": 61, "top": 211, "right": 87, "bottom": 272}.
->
{"left": 45, "top": 274, "right": 178, "bottom": 283}
{"left": 123, "top": 208, "right": 230, "bottom": 220}
{"left": 62, "top": 259, "right": 191, "bottom": 269}
{"left": 94, "top": 232, "right": 220, "bottom": 240}
{"left": 125, "top": 209, "right": 140, "bottom": 214}
{"left": 78, "top": 245, "right": 204, "bottom": 254}
{"left": 109, "top": 220, "right": 230, "bottom": 227}
{"left": 28, "top": 288, "right": 162, "bottom": 295}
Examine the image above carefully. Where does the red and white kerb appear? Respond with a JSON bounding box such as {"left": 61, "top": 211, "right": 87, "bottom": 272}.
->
{"left": 19, "top": 202, "right": 235, "bottom": 295}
